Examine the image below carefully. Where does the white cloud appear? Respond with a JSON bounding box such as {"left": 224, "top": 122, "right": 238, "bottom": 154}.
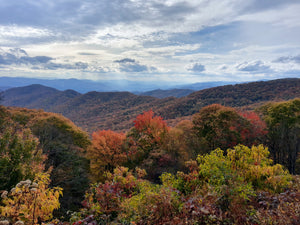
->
{"left": 0, "top": 0, "right": 299, "bottom": 83}
{"left": 0, "top": 25, "right": 52, "bottom": 38}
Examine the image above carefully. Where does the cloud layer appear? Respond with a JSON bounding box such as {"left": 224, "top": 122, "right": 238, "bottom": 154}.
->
{"left": 0, "top": 0, "right": 299, "bottom": 82}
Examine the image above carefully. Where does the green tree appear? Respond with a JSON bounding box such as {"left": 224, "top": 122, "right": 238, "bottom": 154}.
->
{"left": 193, "top": 104, "right": 267, "bottom": 153}
{"left": 260, "top": 98, "right": 300, "bottom": 174}
{"left": 30, "top": 115, "right": 91, "bottom": 216}
{"left": 7, "top": 107, "right": 91, "bottom": 217}
{"left": 0, "top": 125, "right": 44, "bottom": 191}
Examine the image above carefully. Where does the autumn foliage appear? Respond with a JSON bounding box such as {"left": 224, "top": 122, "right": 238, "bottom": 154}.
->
{"left": 133, "top": 109, "right": 169, "bottom": 139}
{"left": 127, "top": 110, "right": 169, "bottom": 157}
{"left": 193, "top": 104, "right": 268, "bottom": 152}
{"left": 88, "top": 130, "right": 126, "bottom": 182}
{"left": 260, "top": 98, "right": 300, "bottom": 174}
{"left": 238, "top": 110, "right": 268, "bottom": 145}
{"left": 0, "top": 172, "right": 62, "bottom": 225}
{"left": 74, "top": 145, "right": 297, "bottom": 225}
{"left": 1, "top": 99, "right": 299, "bottom": 225}
{"left": 125, "top": 110, "right": 170, "bottom": 180}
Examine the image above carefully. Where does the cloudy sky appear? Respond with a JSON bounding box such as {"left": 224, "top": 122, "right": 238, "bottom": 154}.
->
{"left": 0, "top": 0, "right": 299, "bottom": 84}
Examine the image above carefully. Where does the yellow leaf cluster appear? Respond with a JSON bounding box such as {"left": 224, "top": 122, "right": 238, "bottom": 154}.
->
{"left": 0, "top": 173, "right": 62, "bottom": 225}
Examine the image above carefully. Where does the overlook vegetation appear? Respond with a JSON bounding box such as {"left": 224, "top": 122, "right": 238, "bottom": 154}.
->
{"left": 0, "top": 80, "right": 299, "bottom": 224}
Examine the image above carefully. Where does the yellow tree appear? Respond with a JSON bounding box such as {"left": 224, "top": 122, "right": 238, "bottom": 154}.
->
{"left": 0, "top": 172, "right": 62, "bottom": 225}
{"left": 87, "top": 130, "right": 126, "bottom": 182}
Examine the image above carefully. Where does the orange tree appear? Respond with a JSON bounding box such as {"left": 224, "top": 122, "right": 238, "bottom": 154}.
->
{"left": 87, "top": 130, "right": 126, "bottom": 182}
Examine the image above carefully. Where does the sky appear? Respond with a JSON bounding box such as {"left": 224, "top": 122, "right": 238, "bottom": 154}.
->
{"left": 0, "top": 0, "right": 299, "bottom": 84}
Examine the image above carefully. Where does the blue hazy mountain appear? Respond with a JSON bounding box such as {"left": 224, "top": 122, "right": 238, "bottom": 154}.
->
{"left": 0, "top": 77, "right": 233, "bottom": 93}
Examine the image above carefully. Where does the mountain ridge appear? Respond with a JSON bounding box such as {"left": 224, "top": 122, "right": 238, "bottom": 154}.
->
{"left": 2, "top": 78, "right": 300, "bottom": 132}
{"left": 0, "top": 76, "right": 237, "bottom": 93}
{"left": 138, "top": 88, "right": 194, "bottom": 98}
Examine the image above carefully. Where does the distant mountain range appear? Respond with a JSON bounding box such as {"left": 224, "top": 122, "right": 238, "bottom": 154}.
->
{"left": 0, "top": 86, "right": 11, "bottom": 91}
{"left": 0, "top": 76, "right": 236, "bottom": 93}
{"left": 137, "top": 89, "right": 195, "bottom": 98}
{"left": 175, "top": 81, "right": 237, "bottom": 91}
{"left": 2, "top": 78, "right": 300, "bottom": 132}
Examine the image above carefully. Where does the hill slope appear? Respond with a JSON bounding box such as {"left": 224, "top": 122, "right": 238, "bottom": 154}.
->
{"left": 0, "top": 106, "right": 90, "bottom": 216}
{"left": 2, "top": 78, "right": 300, "bottom": 132}
{"left": 3, "top": 84, "right": 81, "bottom": 110}
{"left": 158, "top": 78, "right": 300, "bottom": 119}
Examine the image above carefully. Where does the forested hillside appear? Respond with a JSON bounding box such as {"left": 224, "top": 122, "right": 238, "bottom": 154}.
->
{"left": 1, "top": 98, "right": 299, "bottom": 225}
{"left": 3, "top": 78, "right": 300, "bottom": 133}
{"left": 2, "top": 84, "right": 81, "bottom": 111}
{"left": 138, "top": 88, "right": 194, "bottom": 98}
{"left": 158, "top": 78, "right": 300, "bottom": 119}
{"left": 0, "top": 106, "right": 90, "bottom": 216}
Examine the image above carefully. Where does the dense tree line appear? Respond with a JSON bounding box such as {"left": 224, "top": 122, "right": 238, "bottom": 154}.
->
{"left": 260, "top": 99, "right": 300, "bottom": 174}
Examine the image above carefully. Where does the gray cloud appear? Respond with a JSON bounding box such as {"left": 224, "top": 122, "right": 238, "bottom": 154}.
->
{"left": 236, "top": 60, "right": 270, "bottom": 72}
{"left": 44, "top": 62, "right": 88, "bottom": 70}
{"left": 0, "top": 48, "right": 88, "bottom": 71}
{"left": 20, "top": 56, "right": 53, "bottom": 65}
{"left": 220, "top": 65, "right": 228, "bottom": 70}
{"left": 114, "top": 58, "right": 152, "bottom": 73}
{"left": 0, "top": 0, "right": 195, "bottom": 42}
{"left": 78, "top": 52, "right": 98, "bottom": 56}
{"left": 114, "top": 58, "right": 136, "bottom": 63}
{"left": 188, "top": 63, "right": 206, "bottom": 73}
{"left": 273, "top": 55, "right": 300, "bottom": 64}
{"left": 0, "top": 48, "right": 53, "bottom": 65}
{"left": 119, "top": 63, "right": 148, "bottom": 73}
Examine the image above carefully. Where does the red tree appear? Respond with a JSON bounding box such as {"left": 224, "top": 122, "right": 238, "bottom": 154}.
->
{"left": 126, "top": 110, "right": 170, "bottom": 181}
{"left": 238, "top": 111, "right": 268, "bottom": 145}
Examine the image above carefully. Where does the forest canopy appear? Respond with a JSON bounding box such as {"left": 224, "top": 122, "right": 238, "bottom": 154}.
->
{"left": 0, "top": 98, "right": 299, "bottom": 225}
